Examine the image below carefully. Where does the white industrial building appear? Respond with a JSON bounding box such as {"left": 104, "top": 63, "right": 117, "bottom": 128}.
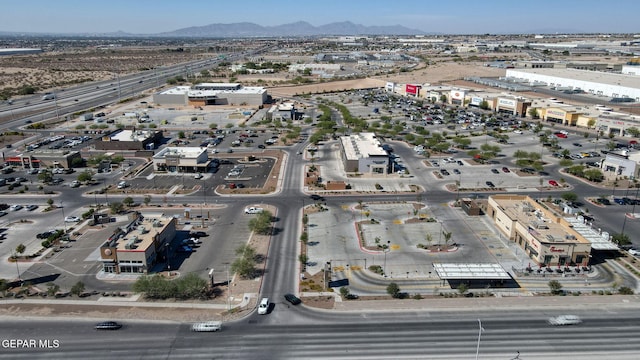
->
{"left": 505, "top": 68, "right": 640, "bottom": 101}
{"left": 153, "top": 83, "right": 268, "bottom": 107}
{"left": 339, "top": 132, "right": 389, "bottom": 174}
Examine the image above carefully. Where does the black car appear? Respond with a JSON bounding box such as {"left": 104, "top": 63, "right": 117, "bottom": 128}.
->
{"left": 95, "top": 321, "right": 122, "bottom": 330}
{"left": 491, "top": 168, "right": 500, "bottom": 174}
{"left": 0, "top": 211, "right": 7, "bottom": 217}
{"left": 345, "top": 293, "right": 359, "bottom": 300}
{"left": 310, "top": 194, "right": 324, "bottom": 201}
{"left": 486, "top": 181, "right": 496, "bottom": 188}
{"left": 258, "top": 144, "right": 266, "bottom": 149}
{"left": 573, "top": 142, "right": 582, "bottom": 147}
{"left": 440, "top": 169, "right": 450, "bottom": 176}
{"left": 190, "top": 231, "right": 208, "bottom": 238}
{"left": 284, "top": 293, "right": 302, "bottom": 305}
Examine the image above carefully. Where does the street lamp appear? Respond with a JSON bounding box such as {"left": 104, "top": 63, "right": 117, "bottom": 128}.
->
{"left": 383, "top": 241, "right": 391, "bottom": 277}
{"left": 12, "top": 250, "right": 22, "bottom": 284}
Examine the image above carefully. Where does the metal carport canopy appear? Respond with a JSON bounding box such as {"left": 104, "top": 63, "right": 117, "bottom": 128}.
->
{"left": 433, "top": 263, "right": 511, "bottom": 280}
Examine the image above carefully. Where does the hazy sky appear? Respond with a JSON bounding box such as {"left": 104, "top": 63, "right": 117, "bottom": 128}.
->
{"left": 2, "top": 0, "right": 639, "bottom": 35}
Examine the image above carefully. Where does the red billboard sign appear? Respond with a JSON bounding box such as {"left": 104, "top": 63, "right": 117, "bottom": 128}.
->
{"left": 405, "top": 84, "right": 420, "bottom": 95}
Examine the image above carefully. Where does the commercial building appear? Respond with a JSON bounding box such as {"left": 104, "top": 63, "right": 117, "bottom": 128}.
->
{"left": 153, "top": 83, "right": 268, "bottom": 107}
{"left": 506, "top": 68, "right": 640, "bottom": 101}
{"left": 4, "top": 150, "right": 82, "bottom": 169}
{"left": 339, "top": 132, "right": 389, "bottom": 174}
{"left": 487, "top": 195, "right": 593, "bottom": 267}
{"left": 600, "top": 150, "right": 640, "bottom": 180}
{"left": 152, "top": 146, "right": 212, "bottom": 173}
{"left": 99, "top": 214, "right": 177, "bottom": 274}
{"left": 95, "top": 129, "right": 162, "bottom": 151}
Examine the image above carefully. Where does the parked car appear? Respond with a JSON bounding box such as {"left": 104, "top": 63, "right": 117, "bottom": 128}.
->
{"left": 0, "top": 211, "right": 7, "bottom": 217}
{"left": 284, "top": 293, "right": 302, "bottom": 305}
{"left": 64, "top": 216, "right": 81, "bottom": 222}
{"left": 177, "top": 245, "right": 193, "bottom": 253}
{"left": 491, "top": 168, "right": 500, "bottom": 174}
{"left": 485, "top": 181, "right": 496, "bottom": 188}
{"left": 548, "top": 180, "right": 559, "bottom": 187}
{"left": 245, "top": 207, "right": 264, "bottom": 214}
{"left": 95, "top": 321, "right": 122, "bottom": 330}
{"left": 501, "top": 167, "right": 510, "bottom": 173}
{"left": 25, "top": 205, "right": 39, "bottom": 211}
{"left": 10, "top": 205, "right": 22, "bottom": 211}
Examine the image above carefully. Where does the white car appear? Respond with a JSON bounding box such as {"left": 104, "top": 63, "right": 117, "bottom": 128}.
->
{"left": 513, "top": 129, "right": 523, "bottom": 134}
{"left": 245, "top": 207, "right": 264, "bottom": 214}
{"left": 64, "top": 216, "right": 81, "bottom": 222}
{"left": 257, "top": 297, "right": 270, "bottom": 315}
{"left": 548, "top": 315, "right": 582, "bottom": 326}
{"left": 10, "top": 205, "right": 23, "bottom": 211}
{"left": 194, "top": 173, "right": 203, "bottom": 179}
{"left": 628, "top": 249, "right": 640, "bottom": 256}
{"left": 117, "top": 181, "right": 128, "bottom": 189}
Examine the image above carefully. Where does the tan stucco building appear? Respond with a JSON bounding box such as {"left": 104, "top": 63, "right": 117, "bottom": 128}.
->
{"left": 486, "top": 195, "right": 592, "bottom": 266}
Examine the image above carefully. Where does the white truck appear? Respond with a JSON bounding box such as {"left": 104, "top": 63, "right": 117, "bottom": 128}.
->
{"left": 80, "top": 113, "right": 93, "bottom": 121}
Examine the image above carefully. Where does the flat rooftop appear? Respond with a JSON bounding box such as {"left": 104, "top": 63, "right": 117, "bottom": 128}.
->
{"left": 153, "top": 146, "right": 207, "bottom": 159}
{"left": 109, "top": 130, "right": 155, "bottom": 142}
{"left": 341, "top": 132, "right": 388, "bottom": 160}
{"left": 506, "top": 68, "right": 640, "bottom": 89}
{"left": 492, "top": 196, "right": 590, "bottom": 246}
{"left": 116, "top": 217, "right": 172, "bottom": 252}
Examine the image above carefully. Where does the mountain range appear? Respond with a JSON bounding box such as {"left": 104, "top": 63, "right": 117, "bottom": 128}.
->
{"left": 158, "top": 21, "right": 426, "bottom": 37}
{"left": 0, "top": 21, "right": 427, "bottom": 38}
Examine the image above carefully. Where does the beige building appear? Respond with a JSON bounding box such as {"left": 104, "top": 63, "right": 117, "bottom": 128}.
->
{"left": 152, "top": 146, "right": 213, "bottom": 173}
{"left": 486, "top": 195, "right": 592, "bottom": 267}
{"left": 100, "top": 214, "right": 177, "bottom": 274}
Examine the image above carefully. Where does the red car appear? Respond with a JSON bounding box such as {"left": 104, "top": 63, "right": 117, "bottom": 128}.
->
{"left": 548, "top": 180, "right": 559, "bottom": 186}
{"left": 502, "top": 167, "right": 510, "bottom": 173}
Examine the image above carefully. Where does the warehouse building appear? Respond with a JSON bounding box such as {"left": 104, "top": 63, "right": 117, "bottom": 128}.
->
{"left": 506, "top": 68, "right": 640, "bottom": 101}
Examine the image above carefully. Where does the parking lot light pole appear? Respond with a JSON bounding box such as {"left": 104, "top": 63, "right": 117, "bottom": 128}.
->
{"left": 383, "top": 241, "right": 390, "bottom": 277}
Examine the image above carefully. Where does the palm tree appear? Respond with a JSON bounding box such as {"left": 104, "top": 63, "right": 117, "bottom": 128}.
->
{"left": 442, "top": 231, "right": 453, "bottom": 250}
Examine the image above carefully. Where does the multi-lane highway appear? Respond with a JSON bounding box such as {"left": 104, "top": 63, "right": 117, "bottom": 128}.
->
{"left": 2, "top": 308, "right": 640, "bottom": 359}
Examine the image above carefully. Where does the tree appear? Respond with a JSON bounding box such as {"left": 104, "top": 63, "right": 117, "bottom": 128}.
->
{"left": 457, "top": 283, "right": 469, "bottom": 295}
{"left": 386, "top": 282, "right": 400, "bottom": 298}
{"left": 611, "top": 233, "right": 631, "bottom": 247}
{"left": 143, "top": 196, "right": 151, "bottom": 206}
{"left": 15, "top": 243, "right": 26, "bottom": 257}
{"left": 38, "top": 170, "right": 53, "bottom": 184}
{"left": 339, "top": 286, "right": 350, "bottom": 298}
{"left": 587, "top": 118, "right": 596, "bottom": 129}
{"left": 70, "top": 281, "right": 85, "bottom": 296}
{"left": 46, "top": 282, "right": 60, "bottom": 296}
{"left": 178, "top": 131, "right": 186, "bottom": 139}
{"left": 123, "top": 196, "right": 135, "bottom": 207}
{"left": 442, "top": 231, "right": 453, "bottom": 249}
{"left": 248, "top": 210, "right": 273, "bottom": 235}
{"left": 109, "top": 201, "right": 124, "bottom": 214}
{"left": 618, "top": 286, "right": 634, "bottom": 295}
{"left": 231, "top": 256, "right": 256, "bottom": 279}
{"left": 46, "top": 198, "right": 54, "bottom": 207}
{"left": 528, "top": 108, "right": 539, "bottom": 119}
{"left": 548, "top": 280, "right": 563, "bottom": 295}
{"left": 77, "top": 171, "right": 93, "bottom": 183}
{"left": 300, "top": 232, "right": 308, "bottom": 244}
{"left": 561, "top": 192, "right": 578, "bottom": 203}
{"left": 298, "top": 254, "right": 308, "bottom": 265}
